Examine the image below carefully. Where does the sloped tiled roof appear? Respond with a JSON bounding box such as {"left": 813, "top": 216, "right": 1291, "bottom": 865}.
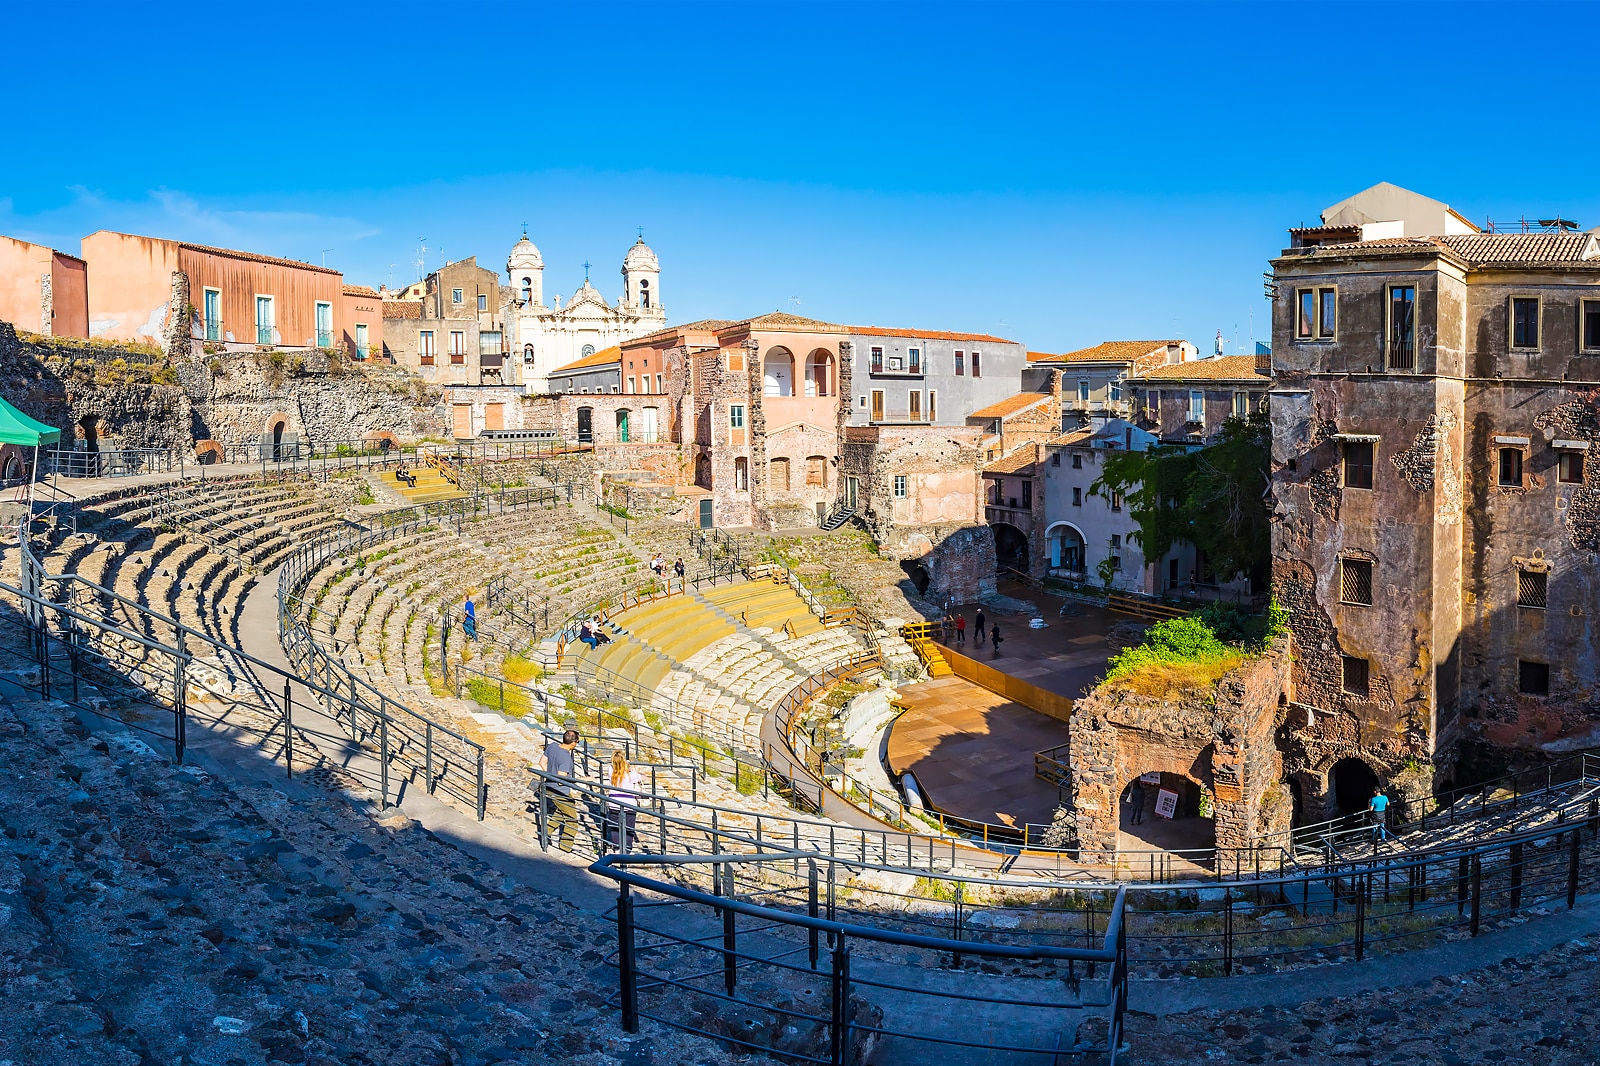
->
{"left": 1029, "top": 340, "right": 1183, "bottom": 363}
{"left": 968, "top": 392, "right": 1053, "bottom": 419}
{"left": 551, "top": 345, "right": 622, "bottom": 374}
{"left": 1132, "top": 355, "right": 1262, "bottom": 382}
{"left": 852, "top": 325, "right": 1014, "bottom": 344}
{"left": 178, "top": 240, "right": 342, "bottom": 275}
{"left": 983, "top": 449, "right": 1038, "bottom": 476}
{"left": 1441, "top": 232, "right": 1600, "bottom": 265}
{"left": 629, "top": 312, "right": 1014, "bottom": 349}
{"left": 382, "top": 301, "right": 423, "bottom": 319}
{"left": 342, "top": 284, "right": 379, "bottom": 297}
{"left": 1046, "top": 429, "right": 1095, "bottom": 447}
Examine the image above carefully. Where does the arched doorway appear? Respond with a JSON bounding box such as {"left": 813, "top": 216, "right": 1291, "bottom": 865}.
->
{"left": 1119, "top": 770, "right": 1217, "bottom": 857}
{"left": 763, "top": 347, "right": 794, "bottom": 397}
{"left": 1331, "top": 758, "right": 1380, "bottom": 817}
{"left": 992, "top": 523, "right": 1029, "bottom": 572}
{"left": 695, "top": 454, "right": 711, "bottom": 488}
{"left": 805, "top": 349, "right": 833, "bottom": 397}
{"left": 78, "top": 415, "right": 99, "bottom": 452}
{"left": 615, "top": 409, "right": 631, "bottom": 443}
{"left": 1046, "top": 522, "right": 1085, "bottom": 573}
{"left": 271, "top": 419, "right": 285, "bottom": 461}
{"left": 576, "top": 407, "right": 593, "bottom": 444}
{"left": 900, "top": 559, "right": 930, "bottom": 596}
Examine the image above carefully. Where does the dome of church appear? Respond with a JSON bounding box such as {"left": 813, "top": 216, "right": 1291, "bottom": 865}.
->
{"left": 623, "top": 237, "right": 658, "bottom": 270}
{"left": 508, "top": 234, "right": 543, "bottom": 270}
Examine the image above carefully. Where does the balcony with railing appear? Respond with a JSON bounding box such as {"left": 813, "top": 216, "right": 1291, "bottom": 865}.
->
{"left": 1388, "top": 337, "right": 1415, "bottom": 370}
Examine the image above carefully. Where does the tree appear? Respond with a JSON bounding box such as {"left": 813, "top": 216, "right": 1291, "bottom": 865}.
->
{"left": 1092, "top": 411, "right": 1271, "bottom": 586}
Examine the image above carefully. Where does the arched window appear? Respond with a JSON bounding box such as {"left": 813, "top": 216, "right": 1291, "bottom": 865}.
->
{"left": 523, "top": 344, "right": 534, "bottom": 364}
{"left": 734, "top": 457, "right": 749, "bottom": 491}
{"left": 806, "top": 350, "right": 833, "bottom": 397}
{"left": 616, "top": 409, "right": 631, "bottom": 443}
{"left": 639, "top": 278, "right": 651, "bottom": 309}
{"left": 763, "top": 347, "right": 794, "bottom": 397}
{"left": 581, "top": 343, "right": 596, "bottom": 358}
{"left": 521, "top": 277, "right": 532, "bottom": 303}
{"left": 770, "top": 457, "right": 791, "bottom": 491}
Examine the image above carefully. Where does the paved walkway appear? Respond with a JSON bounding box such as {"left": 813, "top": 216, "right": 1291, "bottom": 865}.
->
{"left": 944, "top": 580, "right": 1125, "bottom": 701}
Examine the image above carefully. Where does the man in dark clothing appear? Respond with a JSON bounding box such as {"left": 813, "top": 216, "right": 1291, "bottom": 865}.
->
{"left": 537, "top": 729, "right": 581, "bottom": 848}
{"left": 1128, "top": 781, "right": 1146, "bottom": 825}
{"left": 974, "top": 610, "right": 987, "bottom": 647}
{"left": 990, "top": 623, "right": 1002, "bottom": 658}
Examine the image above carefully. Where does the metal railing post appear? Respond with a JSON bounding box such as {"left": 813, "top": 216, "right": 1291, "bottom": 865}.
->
{"left": 1509, "top": 841, "right": 1524, "bottom": 913}
{"left": 378, "top": 707, "right": 390, "bottom": 809}
{"left": 722, "top": 865, "right": 738, "bottom": 995}
{"left": 1354, "top": 872, "right": 1366, "bottom": 962}
{"left": 808, "top": 860, "right": 820, "bottom": 970}
{"left": 1470, "top": 854, "right": 1482, "bottom": 936}
{"left": 282, "top": 678, "right": 293, "bottom": 778}
{"left": 477, "top": 755, "right": 487, "bottom": 820}
{"left": 426, "top": 724, "right": 434, "bottom": 794}
{"left": 173, "top": 630, "right": 188, "bottom": 764}
{"left": 1570, "top": 830, "right": 1582, "bottom": 909}
{"left": 1223, "top": 893, "right": 1233, "bottom": 975}
{"left": 829, "top": 937, "right": 851, "bottom": 1066}
{"left": 618, "top": 882, "right": 639, "bottom": 1033}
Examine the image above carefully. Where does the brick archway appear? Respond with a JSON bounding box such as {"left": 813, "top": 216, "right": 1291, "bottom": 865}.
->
{"left": 194, "top": 439, "right": 224, "bottom": 465}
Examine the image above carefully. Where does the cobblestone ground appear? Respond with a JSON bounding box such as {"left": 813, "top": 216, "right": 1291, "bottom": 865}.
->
{"left": 1125, "top": 932, "right": 1600, "bottom": 1064}
{"left": 0, "top": 688, "right": 741, "bottom": 1066}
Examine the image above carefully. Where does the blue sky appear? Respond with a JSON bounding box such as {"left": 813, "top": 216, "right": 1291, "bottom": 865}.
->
{"left": 5, "top": 1, "right": 1599, "bottom": 354}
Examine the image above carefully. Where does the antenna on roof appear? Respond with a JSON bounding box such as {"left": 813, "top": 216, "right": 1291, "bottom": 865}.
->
{"left": 789, "top": 296, "right": 801, "bottom": 312}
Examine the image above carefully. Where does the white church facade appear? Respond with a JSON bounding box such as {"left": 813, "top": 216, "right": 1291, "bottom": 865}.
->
{"left": 505, "top": 234, "right": 666, "bottom": 393}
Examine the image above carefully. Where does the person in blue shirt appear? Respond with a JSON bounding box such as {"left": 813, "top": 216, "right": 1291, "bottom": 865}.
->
{"left": 1368, "top": 788, "right": 1390, "bottom": 841}
{"left": 463, "top": 596, "right": 477, "bottom": 640}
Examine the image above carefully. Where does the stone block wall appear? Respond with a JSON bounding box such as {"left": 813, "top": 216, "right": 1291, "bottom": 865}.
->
{"left": 1068, "top": 639, "right": 1291, "bottom": 855}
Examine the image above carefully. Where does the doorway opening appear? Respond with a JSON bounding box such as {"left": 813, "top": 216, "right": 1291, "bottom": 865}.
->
{"left": 1331, "top": 758, "right": 1380, "bottom": 817}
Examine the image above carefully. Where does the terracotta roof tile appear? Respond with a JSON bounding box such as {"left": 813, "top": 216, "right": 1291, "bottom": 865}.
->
{"left": 1442, "top": 232, "right": 1599, "bottom": 264}
{"left": 382, "top": 301, "right": 423, "bottom": 319}
{"left": 551, "top": 345, "right": 622, "bottom": 374}
{"left": 1046, "top": 429, "right": 1095, "bottom": 447}
{"left": 968, "top": 392, "right": 1053, "bottom": 419}
{"left": 983, "top": 449, "right": 1039, "bottom": 475}
{"left": 1131, "top": 355, "right": 1263, "bottom": 382}
{"left": 178, "top": 240, "right": 342, "bottom": 275}
{"left": 850, "top": 325, "right": 1014, "bottom": 344}
{"left": 342, "top": 284, "right": 379, "bottom": 297}
{"left": 1029, "top": 340, "right": 1184, "bottom": 363}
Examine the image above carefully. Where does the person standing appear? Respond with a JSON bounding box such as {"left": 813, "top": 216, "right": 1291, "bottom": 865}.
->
{"left": 1369, "top": 788, "right": 1390, "bottom": 842}
{"left": 974, "top": 609, "right": 987, "bottom": 647}
{"left": 1128, "top": 780, "right": 1146, "bottom": 825}
{"left": 606, "top": 750, "right": 642, "bottom": 853}
{"left": 463, "top": 595, "right": 477, "bottom": 640}
{"left": 537, "top": 729, "right": 581, "bottom": 848}
{"left": 990, "top": 623, "right": 1003, "bottom": 659}
{"left": 954, "top": 614, "right": 966, "bottom": 646}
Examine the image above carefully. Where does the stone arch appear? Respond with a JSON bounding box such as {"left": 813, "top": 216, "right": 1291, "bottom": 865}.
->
{"left": 1329, "top": 756, "right": 1382, "bottom": 818}
{"left": 78, "top": 414, "right": 99, "bottom": 451}
{"left": 991, "top": 521, "right": 1029, "bottom": 571}
{"left": 264, "top": 412, "right": 290, "bottom": 461}
{"left": 363, "top": 430, "right": 400, "bottom": 452}
{"left": 763, "top": 346, "right": 795, "bottom": 397}
{"left": 1045, "top": 520, "right": 1086, "bottom": 572}
{"left": 615, "top": 408, "right": 631, "bottom": 443}
{"left": 805, "top": 348, "right": 834, "bottom": 397}
{"left": 194, "top": 440, "right": 224, "bottom": 465}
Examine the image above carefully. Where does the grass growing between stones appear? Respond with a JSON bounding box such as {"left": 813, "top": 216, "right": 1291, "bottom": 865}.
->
{"left": 1104, "top": 601, "right": 1285, "bottom": 699}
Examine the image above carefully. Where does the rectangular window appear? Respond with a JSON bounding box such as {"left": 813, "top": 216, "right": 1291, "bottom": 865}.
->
{"left": 870, "top": 346, "right": 884, "bottom": 374}
{"left": 1584, "top": 300, "right": 1600, "bottom": 351}
{"left": 928, "top": 390, "right": 937, "bottom": 422}
{"left": 1498, "top": 447, "right": 1523, "bottom": 486}
{"left": 1110, "top": 491, "right": 1123, "bottom": 512}
{"left": 1558, "top": 450, "right": 1585, "bottom": 484}
{"left": 1342, "top": 656, "right": 1370, "bottom": 697}
{"left": 452, "top": 287, "right": 463, "bottom": 305}
{"left": 1388, "top": 286, "right": 1416, "bottom": 370}
{"left": 1343, "top": 441, "right": 1375, "bottom": 489}
{"left": 1519, "top": 660, "right": 1551, "bottom": 696}
{"left": 1108, "top": 555, "right": 1122, "bottom": 572}
{"left": 315, "top": 301, "right": 333, "bottom": 347}
{"left": 955, "top": 350, "right": 965, "bottom": 376}
{"left": 1340, "top": 558, "right": 1374, "bottom": 606}
{"left": 1021, "top": 481, "right": 1033, "bottom": 508}
{"left": 893, "top": 474, "right": 907, "bottom": 498}
{"left": 418, "top": 329, "right": 435, "bottom": 365}
{"left": 1109, "top": 382, "right": 1121, "bottom": 402}
{"left": 1512, "top": 297, "right": 1540, "bottom": 350}
{"left": 1072, "top": 487, "right": 1082, "bottom": 506}
{"left": 870, "top": 389, "right": 885, "bottom": 421}
{"left": 1071, "top": 453, "right": 1082, "bottom": 469}
{"left": 1187, "top": 390, "right": 1204, "bottom": 423}
{"left": 908, "top": 346, "right": 922, "bottom": 374}
{"left": 477, "top": 293, "right": 488, "bottom": 312}
{"left": 255, "top": 295, "right": 275, "bottom": 345}
{"left": 1319, "top": 287, "right": 1337, "bottom": 338}
{"left": 1110, "top": 533, "right": 1121, "bottom": 548}
{"left": 449, "top": 331, "right": 465, "bottom": 363}
{"left": 729, "top": 404, "right": 745, "bottom": 430}
{"left": 1297, "top": 289, "right": 1315, "bottom": 339}
{"left": 1051, "top": 452, "right": 1061, "bottom": 467}
{"left": 203, "top": 288, "right": 221, "bottom": 341}
{"left": 1517, "top": 569, "right": 1548, "bottom": 609}
{"left": 972, "top": 351, "right": 981, "bottom": 377}
{"left": 1078, "top": 379, "right": 1091, "bottom": 404}
{"left": 908, "top": 390, "right": 922, "bottom": 421}
{"left": 626, "top": 376, "right": 635, "bottom": 394}
{"left": 1233, "top": 391, "right": 1249, "bottom": 418}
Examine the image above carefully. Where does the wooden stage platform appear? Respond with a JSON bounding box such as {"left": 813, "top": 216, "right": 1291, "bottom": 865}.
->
{"left": 886, "top": 676, "right": 1069, "bottom": 830}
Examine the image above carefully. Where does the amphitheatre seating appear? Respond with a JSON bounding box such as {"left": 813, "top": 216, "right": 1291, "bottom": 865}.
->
{"left": 381, "top": 466, "right": 467, "bottom": 504}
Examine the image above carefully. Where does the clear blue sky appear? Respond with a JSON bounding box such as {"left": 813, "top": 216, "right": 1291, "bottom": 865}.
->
{"left": 4, "top": 1, "right": 1598, "bottom": 355}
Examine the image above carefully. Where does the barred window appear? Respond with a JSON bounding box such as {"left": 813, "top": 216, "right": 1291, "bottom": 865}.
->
{"left": 1340, "top": 558, "right": 1374, "bottom": 606}
{"left": 1342, "top": 656, "right": 1370, "bottom": 697}
{"left": 1517, "top": 569, "right": 1548, "bottom": 609}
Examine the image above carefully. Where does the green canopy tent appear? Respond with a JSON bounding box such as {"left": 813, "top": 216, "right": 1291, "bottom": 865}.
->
{"left": 0, "top": 395, "right": 62, "bottom": 516}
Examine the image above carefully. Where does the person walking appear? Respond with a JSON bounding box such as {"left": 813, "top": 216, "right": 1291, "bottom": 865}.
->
{"left": 462, "top": 596, "right": 477, "bottom": 641}
{"left": 974, "top": 609, "right": 987, "bottom": 647}
{"left": 537, "top": 729, "right": 581, "bottom": 848}
{"left": 1127, "top": 780, "right": 1146, "bottom": 825}
{"left": 606, "top": 750, "right": 642, "bottom": 853}
{"left": 990, "top": 623, "right": 1003, "bottom": 659}
{"left": 1369, "top": 788, "right": 1390, "bottom": 842}
{"left": 954, "top": 614, "right": 966, "bottom": 646}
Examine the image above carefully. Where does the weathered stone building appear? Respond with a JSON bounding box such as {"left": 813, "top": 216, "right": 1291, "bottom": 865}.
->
{"left": 381, "top": 257, "right": 508, "bottom": 385}
{"left": 1125, "top": 354, "right": 1267, "bottom": 444}
{"left": 1025, "top": 339, "right": 1199, "bottom": 428}
{"left": 1269, "top": 186, "right": 1600, "bottom": 815}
